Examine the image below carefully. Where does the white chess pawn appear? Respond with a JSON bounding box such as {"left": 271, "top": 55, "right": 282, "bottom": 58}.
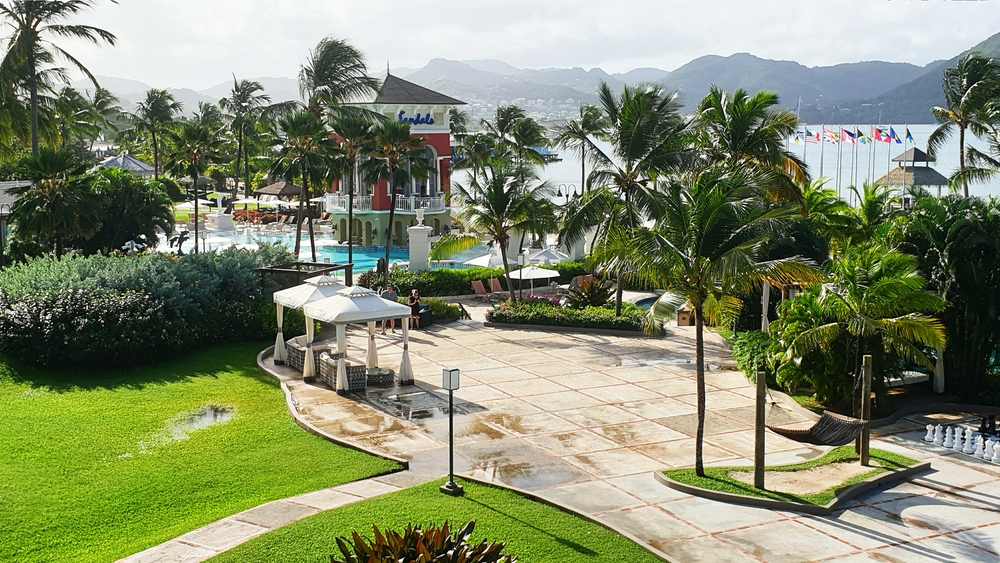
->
{"left": 964, "top": 432, "right": 978, "bottom": 454}
{"left": 974, "top": 436, "right": 985, "bottom": 458}
{"left": 992, "top": 443, "right": 1000, "bottom": 464}
{"left": 924, "top": 424, "right": 935, "bottom": 442}
{"left": 985, "top": 440, "right": 996, "bottom": 462}
{"left": 943, "top": 427, "right": 955, "bottom": 448}
{"left": 953, "top": 428, "right": 966, "bottom": 452}
{"left": 933, "top": 424, "right": 944, "bottom": 445}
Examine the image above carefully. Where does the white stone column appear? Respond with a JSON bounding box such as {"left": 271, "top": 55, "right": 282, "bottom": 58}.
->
{"left": 408, "top": 209, "right": 434, "bottom": 271}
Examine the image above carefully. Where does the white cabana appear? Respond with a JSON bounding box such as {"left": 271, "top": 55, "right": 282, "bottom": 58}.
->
{"left": 174, "top": 199, "right": 213, "bottom": 211}
{"left": 463, "top": 250, "right": 516, "bottom": 267}
{"left": 509, "top": 265, "right": 561, "bottom": 293}
{"left": 302, "top": 285, "right": 413, "bottom": 393}
{"left": 271, "top": 275, "right": 346, "bottom": 365}
{"left": 528, "top": 247, "right": 570, "bottom": 264}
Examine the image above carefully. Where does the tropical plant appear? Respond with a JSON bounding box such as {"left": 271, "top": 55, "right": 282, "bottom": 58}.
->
{"left": 84, "top": 85, "right": 122, "bottom": 147}
{"left": 565, "top": 277, "right": 612, "bottom": 309}
{"left": 362, "top": 118, "right": 429, "bottom": 284}
{"left": 482, "top": 105, "right": 548, "bottom": 178}
{"left": 552, "top": 103, "right": 607, "bottom": 194}
{"left": 561, "top": 81, "right": 692, "bottom": 315}
{"left": 449, "top": 156, "right": 556, "bottom": 301}
{"left": 927, "top": 52, "right": 1000, "bottom": 197}
{"left": 329, "top": 520, "right": 515, "bottom": 563}
{"left": 298, "top": 36, "right": 379, "bottom": 118}
{"left": 0, "top": 0, "right": 117, "bottom": 155}
{"left": 79, "top": 167, "right": 173, "bottom": 254}
{"left": 162, "top": 122, "right": 224, "bottom": 253}
{"left": 693, "top": 86, "right": 807, "bottom": 202}
{"left": 7, "top": 146, "right": 101, "bottom": 256}
{"left": 270, "top": 111, "right": 338, "bottom": 261}
{"left": 126, "top": 89, "right": 182, "bottom": 178}
{"left": 597, "top": 167, "right": 819, "bottom": 476}
{"left": 328, "top": 114, "right": 374, "bottom": 263}
{"left": 842, "top": 182, "right": 900, "bottom": 247}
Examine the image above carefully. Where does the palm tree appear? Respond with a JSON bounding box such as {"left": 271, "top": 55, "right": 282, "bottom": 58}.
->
{"left": 328, "top": 114, "right": 374, "bottom": 264}
{"left": 127, "top": 89, "right": 182, "bottom": 178}
{"left": 780, "top": 245, "right": 947, "bottom": 394}
{"left": 52, "top": 85, "right": 95, "bottom": 146}
{"left": 481, "top": 105, "right": 548, "bottom": 179}
{"left": 450, "top": 156, "right": 557, "bottom": 301}
{"left": 927, "top": 53, "right": 1000, "bottom": 197}
{"left": 84, "top": 86, "right": 122, "bottom": 150}
{"left": 8, "top": 146, "right": 102, "bottom": 256}
{"left": 270, "top": 111, "right": 338, "bottom": 261}
{"left": 561, "top": 81, "right": 693, "bottom": 315}
{"left": 162, "top": 123, "right": 224, "bottom": 253}
{"left": 552, "top": 104, "right": 607, "bottom": 194}
{"left": 219, "top": 77, "right": 297, "bottom": 199}
{"left": 362, "top": 119, "right": 429, "bottom": 285}
{"left": 596, "top": 167, "right": 818, "bottom": 476}
{"left": 298, "top": 36, "right": 380, "bottom": 118}
{"left": 799, "top": 179, "right": 854, "bottom": 251}
{"left": 0, "top": 0, "right": 117, "bottom": 156}
{"left": 843, "top": 182, "right": 900, "bottom": 247}
{"left": 694, "top": 86, "right": 807, "bottom": 202}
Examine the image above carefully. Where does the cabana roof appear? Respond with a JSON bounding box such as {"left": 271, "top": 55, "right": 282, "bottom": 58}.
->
{"left": 876, "top": 166, "right": 949, "bottom": 187}
{"left": 255, "top": 180, "right": 301, "bottom": 198}
{"left": 303, "top": 286, "right": 411, "bottom": 324}
{"left": 272, "top": 275, "right": 347, "bottom": 309}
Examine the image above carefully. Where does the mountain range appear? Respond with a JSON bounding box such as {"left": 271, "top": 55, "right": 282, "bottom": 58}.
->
{"left": 74, "top": 31, "right": 1000, "bottom": 124}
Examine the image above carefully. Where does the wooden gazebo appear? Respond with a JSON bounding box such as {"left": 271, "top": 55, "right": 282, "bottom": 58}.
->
{"left": 876, "top": 148, "right": 950, "bottom": 196}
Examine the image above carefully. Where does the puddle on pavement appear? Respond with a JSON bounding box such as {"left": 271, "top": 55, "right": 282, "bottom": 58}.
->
{"left": 366, "top": 391, "right": 455, "bottom": 422}
{"left": 134, "top": 405, "right": 234, "bottom": 455}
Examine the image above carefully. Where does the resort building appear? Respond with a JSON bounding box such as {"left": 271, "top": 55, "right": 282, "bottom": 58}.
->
{"left": 324, "top": 73, "right": 465, "bottom": 247}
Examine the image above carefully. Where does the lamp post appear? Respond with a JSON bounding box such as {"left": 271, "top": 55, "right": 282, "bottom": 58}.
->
{"left": 0, "top": 203, "right": 10, "bottom": 269}
{"left": 556, "top": 183, "right": 577, "bottom": 205}
{"left": 516, "top": 252, "right": 525, "bottom": 299}
{"left": 440, "top": 368, "right": 464, "bottom": 496}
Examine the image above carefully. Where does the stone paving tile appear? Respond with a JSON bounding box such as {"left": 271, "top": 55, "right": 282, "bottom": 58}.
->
{"left": 615, "top": 397, "right": 698, "bottom": 419}
{"left": 456, "top": 366, "right": 537, "bottom": 384}
{"left": 521, "top": 361, "right": 592, "bottom": 376}
{"left": 117, "top": 542, "right": 220, "bottom": 563}
{"left": 175, "top": 519, "right": 269, "bottom": 551}
{"left": 333, "top": 479, "right": 401, "bottom": 498}
{"left": 476, "top": 397, "right": 543, "bottom": 416}
{"left": 448, "top": 384, "right": 511, "bottom": 403}
{"left": 233, "top": 501, "right": 318, "bottom": 528}
{"left": 867, "top": 535, "right": 998, "bottom": 563}
{"left": 352, "top": 430, "right": 443, "bottom": 457}
{"left": 950, "top": 524, "right": 1000, "bottom": 556}
{"left": 557, "top": 404, "right": 644, "bottom": 427}
{"left": 872, "top": 493, "right": 1000, "bottom": 531}
{"left": 636, "top": 439, "right": 741, "bottom": 468}
{"left": 707, "top": 429, "right": 806, "bottom": 457}
{"left": 657, "top": 411, "right": 752, "bottom": 438}
{"left": 599, "top": 365, "right": 673, "bottom": 382}
{"left": 636, "top": 378, "right": 696, "bottom": 397}
{"left": 545, "top": 372, "right": 628, "bottom": 389}
{"left": 718, "top": 520, "right": 857, "bottom": 563}
{"left": 656, "top": 535, "right": 761, "bottom": 563}
{"left": 676, "top": 389, "right": 756, "bottom": 409}
{"left": 520, "top": 390, "right": 606, "bottom": 411}
{"left": 490, "top": 378, "right": 570, "bottom": 397}
{"left": 566, "top": 447, "right": 664, "bottom": 477}
{"left": 419, "top": 417, "right": 512, "bottom": 445}
{"left": 607, "top": 472, "right": 692, "bottom": 504}
{"left": 476, "top": 411, "right": 581, "bottom": 436}
{"left": 579, "top": 384, "right": 664, "bottom": 403}
{"left": 288, "top": 489, "right": 360, "bottom": 511}
{"left": 659, "top": 496, "right": 789, "bottom": 534}
{"left": 525, "top": 429, "right": 620, "bottom": 456}
{"left": 599, "top": 506, "right": 703, "bottom": 544}
{"left": 799, "top": 505, "right": 940, "bottom": 550}
{"left": 590, "top": 420, "right": 688, "bottom": 447}
{"left": 539, "top": 480, "right": 646, "bottom": 513}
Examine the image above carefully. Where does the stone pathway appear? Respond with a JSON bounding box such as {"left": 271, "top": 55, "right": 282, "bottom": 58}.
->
{"left": 118, "top": 474, "right": 409, "bottom": 563}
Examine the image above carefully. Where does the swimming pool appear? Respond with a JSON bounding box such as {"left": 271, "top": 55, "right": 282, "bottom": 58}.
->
{"left": 635, "top": 296, "right": 658, "bottom": 310}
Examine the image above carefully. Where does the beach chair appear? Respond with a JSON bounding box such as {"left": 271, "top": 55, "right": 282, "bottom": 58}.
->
{"left": 472, "top": 280, "right": 495, "bottom": 302}
{"left": 488, "top": 278, "right": 506, "bottom": 297}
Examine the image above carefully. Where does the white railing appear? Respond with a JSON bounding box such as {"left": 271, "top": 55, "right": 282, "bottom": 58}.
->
{"left": 324, "top": 194, "right": 372, "bottom": 211}
{"left": 395, "top": 196, "right": 445, "bottom": 212}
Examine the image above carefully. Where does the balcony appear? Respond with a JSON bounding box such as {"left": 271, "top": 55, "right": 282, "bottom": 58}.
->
{"left": 322, "top": 194, "right": 445, "bottom": 213}
{"left": 324, "top": 195, "right": 372, "bottom": 211}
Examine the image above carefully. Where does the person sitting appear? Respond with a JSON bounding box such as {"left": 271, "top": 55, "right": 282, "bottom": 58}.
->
{"left": 408, "top": 290, "right": 421, "bottom": 330}
{"left": 380, "top": 285, "right": 398, "bottom": 334}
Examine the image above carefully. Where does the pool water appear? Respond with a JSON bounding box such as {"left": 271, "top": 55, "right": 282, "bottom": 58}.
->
{"left": 635, "top": 296, "right": 658, "bottom": 310}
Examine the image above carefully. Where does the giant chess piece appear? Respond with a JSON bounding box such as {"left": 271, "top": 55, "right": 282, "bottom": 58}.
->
{"left": 954, "top": 428, "right": 967, "bottom": 453}
{"left": 933, "top": 424, "right": 944, "bottom": 445}
{"left": 980, "top": 416, "right": 989, "bottom": 435}
{"left": 985, "top": 439, "right": 996, "bottom": 462}
{"left": 943, "top": 427, "right": 955, "bottom": 448}
{"left": 923, "top": 424, "right": 934, "bottom": 442}
{"left": 989, "top": 415, "right": 997, "bottom": 436}
{"left": 992, "top": 442, "right": 1000, "bottom": 464}
{"left": 974, "top": 435, "right": 985, "bottom": 458}
{"left": 964, "top": 431, "right": 978, "bottom": 454}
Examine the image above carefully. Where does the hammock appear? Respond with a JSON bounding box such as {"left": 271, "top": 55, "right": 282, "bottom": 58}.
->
{"left": 766, "top": 410, "right": 867, "bottom": 446}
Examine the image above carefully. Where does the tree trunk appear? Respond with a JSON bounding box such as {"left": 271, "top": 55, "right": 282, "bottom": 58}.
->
{"left": 305, "top": 170, "right": 316, "bottom": 263}
{"left": 385, "top": 180, "right": 397, "bottom": 287}
{"left": 614, "top": 271, "right": 624, "bottom": 317}
{"left": 499, "top": 241, "right": 516, "bottom": 301}
{"left": 234, "top": 130, "right": 243, "bottom": 198}
{"left": 959, "top": 125, "right": 967, "bottom": 197}
{"left": 152, "top": 129, "right": 159, "bottom": 179}
{"left": 347, "top": 162, "right": 354, "bottom": 265}
{"left": 294, "top": 174, "right": 305, "bottom": 257}
{"left": 193, "top": 173, "right": 199, "bottom": 254}
{"left": 243, "top": 137, "right": 252, "bottom": 198}
{"left": 28, "top": 46, "right": 38, "bottom": 157}
{"left": 581, "top": 144, "right": 586, "bottom": 194}
{"left": 694, "top": 300, "right": 706, "bottom": 477}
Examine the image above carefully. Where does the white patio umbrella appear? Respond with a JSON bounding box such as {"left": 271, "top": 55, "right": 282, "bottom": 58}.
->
{"left": 463, "top": 251, "right": 516, "bottom": 267}
{"left": 508, "top": 265, "right": 560, "bottom": 293}
{"left": 528, "top": 247, "right": 570, "bottom": 264}
{"left": 302, "top": 285, "right": 412, "bottom": 393}
{"left": 272, "top": 275, "right": 346, "bottom": 366}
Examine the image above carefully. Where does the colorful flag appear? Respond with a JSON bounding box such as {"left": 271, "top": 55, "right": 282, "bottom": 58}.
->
{"left": 905, "top": 128, "right": 914, "bottom": 144}
{"left": 805, "top": 128, "right": 820, "bottom": 143}
{"left": 842, "top": 129, "right": 856, "bottom": 145}
{"left": 791, "top": 134, "right": 801, "bottom": 145}
{"left": 873, "top": 127, "right": 891, "bottom": 143}
{"left": 824, "top": 129, "right": 839, "bottom": 143}
{"left": 889, "top": 127, "right": 902, "bottom": 144}
{"left": 856, "top": 128, "right": 871, "bottom": 144}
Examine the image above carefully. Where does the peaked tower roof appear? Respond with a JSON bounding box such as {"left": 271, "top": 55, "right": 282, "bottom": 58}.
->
{"left": 374, "top": 73, "right": 465, "bottom": 105}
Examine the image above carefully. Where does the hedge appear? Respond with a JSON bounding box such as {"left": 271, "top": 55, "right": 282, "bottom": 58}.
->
{"left": 359, "top": 261, "right": 591, "bottom": 297}
{"left": 0, "top": 243, "right": 300, "bottom": 368}
{"left": 485, "top": 298, "right": 648, "bottom": 332}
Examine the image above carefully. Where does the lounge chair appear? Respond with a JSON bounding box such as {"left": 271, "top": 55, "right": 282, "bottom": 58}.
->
{"left": 488, "top": 278, "right": 506, "bottom": 297}
{"left": 472, "top": 280, "right": 497, "bottom": 302}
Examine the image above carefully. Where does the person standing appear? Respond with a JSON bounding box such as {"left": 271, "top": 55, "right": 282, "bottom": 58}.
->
{"left": 380, "top": 284, "right": 398, "bottom": 334}
{"left": 408, "top": 289, "right": 421, "bottom": 330}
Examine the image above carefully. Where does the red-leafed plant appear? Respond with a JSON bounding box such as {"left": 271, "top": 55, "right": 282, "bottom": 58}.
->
{"left": 329, "top": 520, "right": 515, "bottom": 563}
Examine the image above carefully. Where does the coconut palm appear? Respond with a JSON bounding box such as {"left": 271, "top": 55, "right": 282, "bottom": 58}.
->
{"left": 52, "top": 85, "right": 95, "bottom": 146}
{"left": 127, "top": 89, "right": 182, "bottom": 178}
{"left": 595, "top": 166, "right": 818, "bottom": 476}
{"left": 561, "top": 81, "right": 693, "bottom": 314}
{"left": 927, "top": 53, "right": 1000, "bottom": 197}
{"left": 8, "top": 146, "right": 102, "bottom": 256}
{"left": 0, "top": 0, "right": 117, "bottom": 156}
{"left": 843, "top": 182, "right": 900, "bottom": 247}
{"left": 362, "top": 119, "right": 430, "bottom": 284}
{"left": 449, "top": 156, "right": 557, "bottom": 301}
{"left": 84, "top": 86, "right": 122, "bottom": 149}
{"left": 162, "top": 123, "right": 224, "bottom": 254}
{"left": 328, "top": 114, "right": 374, "bottom": 264}
{"left": 552, "top": 104, "right": 607, "bottom": 194}
{"left": 481, "top": 105, "right": 548, "bottom": 177}
{"left": 270, "top": 111, "right": 338, "bottom": 261}
{"left": 298, "top": 36, "right": 380, "bottom": 118}
{"left": 694, "top": 86, "right": 807, "bottom": 203}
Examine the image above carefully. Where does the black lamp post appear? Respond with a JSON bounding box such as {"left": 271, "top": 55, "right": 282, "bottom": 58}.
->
{"left": 440, "top": 367, "right": 464, "bottom": 496}
{"left": 0, "top": 203, "right": 10, "bottom": 269}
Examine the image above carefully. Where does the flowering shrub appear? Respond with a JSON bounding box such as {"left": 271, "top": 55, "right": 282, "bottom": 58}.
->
{"left": 486, "top": 299, "right": 648, "bottom": 332}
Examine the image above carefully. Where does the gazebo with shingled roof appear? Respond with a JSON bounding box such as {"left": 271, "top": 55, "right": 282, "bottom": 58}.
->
{"left": 876, "top": 147, "right": 950, "bottom": 196}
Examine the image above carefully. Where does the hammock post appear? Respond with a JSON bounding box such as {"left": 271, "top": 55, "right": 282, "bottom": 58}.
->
{"left": 754, "top": 370, "right": 766, "bottom": 489}
{"left": 860, "top": 355, "right": 872, "bottom": 466}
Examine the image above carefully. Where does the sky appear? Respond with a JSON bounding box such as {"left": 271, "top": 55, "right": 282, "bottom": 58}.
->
{"left": 25, "top": 0, "right": 1000, "bottom": 91}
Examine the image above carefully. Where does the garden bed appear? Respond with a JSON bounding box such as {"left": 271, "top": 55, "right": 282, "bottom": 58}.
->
{"left": 485, "top": 298, "right": 649, "bottom": 333}
{"left": 657, "top": 446, "right": 927, "bottom": 515}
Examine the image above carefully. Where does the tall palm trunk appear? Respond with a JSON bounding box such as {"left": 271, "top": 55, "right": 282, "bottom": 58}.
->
{"left": 192, "top": 174, "right": 200, "bottom": 254}
{"left": 234, "top": 130, "right": 243, "bottom": 198}
{"left": 959, "top": 126, "right": 968, "bottom": 197}
{"left": 347, "top": 162, "right": 355, "bottom": 265}
{"left": 304, "top": 171, "right": 316, "bottom": 262}
{"left": 581, "top": 144, "right": 586, "bottom": 194}
{"left": 294, "top": 180, "right": 305, "bottom": 257}
{"left": 243, "top": 145, "right": 251, "bottom": 197}
{"left": 385, "top": 180, "right": 398, "bottom": 286}
{"left": 28, "top": 46, "right": 38, "bottom": 157}
{"left": 499, "top": 239, "right": 516, "bottom": 301}
{"left": 152, "top": 129, "right": 159, "bottom": 179}
{"left": 694, "top": 300, "right": 706, "bottom": 477}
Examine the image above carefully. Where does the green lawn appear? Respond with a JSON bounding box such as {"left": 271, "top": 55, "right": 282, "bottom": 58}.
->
{"left": 208, "top": 479, "right": 663, "bottom": 563}
{"left": 0, "top": 342, "right": 400, "bottom": 563}
{"left": 665, "top": 446, "right": 918, "bottom": 506}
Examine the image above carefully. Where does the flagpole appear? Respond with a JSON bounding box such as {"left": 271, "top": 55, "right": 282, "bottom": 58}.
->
{"left": 852, "top": 125, "right": 859, "bottom": 204}
{"left": 802, "top": 123, "right": 807, "bottom": 168}
{"left": 836, "top": 126, "right": 844, "bottom": 198}
{"left": 819, "top": 124, "right": 825, "bottom": 178}
{"left": 902, "top": 123, "right": 908, "bottom": 197}
{"left": 868, "top": 126, "right": 875, "bottom": 188}
{"left": 887, "top": 123, "right": 892, "bottom": 186}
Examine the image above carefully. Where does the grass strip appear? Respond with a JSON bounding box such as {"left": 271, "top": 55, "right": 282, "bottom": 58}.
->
{"left": 665, "top": 446, "right": 918, "bottom": 506}
{"left": 207, "top": 478, "right": 664, "bottom": 563}
{"left": 0, "top": 342, "right": 401, "bottom": 563}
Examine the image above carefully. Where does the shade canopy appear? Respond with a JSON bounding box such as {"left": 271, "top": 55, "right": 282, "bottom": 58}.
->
{"left": 303, "top": 285, "right": 411, "bottom": 324}
{"left": 232, "top": 197, "right": 278, "bottom": 207}
{"left": 463, "top": 251, "right": 515, "bottom": 267}
{"left": 174, "top": 199, "right": 213, "bottom": 210}
{"left": 255, "top": 180, "right": 301, "bottom": 198}
{"left": 877, "top": 166, "right": 949, "bottom": 187}
{"left": 528, "top": 247, "right": 570, "bottom": 264}
{"left": 892, "top": 147, "right": 933, "bottom": 163}
{"left": 178, "top": 175, "right": 217, "bottom": 187}
{"left": 98, "top": 154, "right": 154, "bottom": 176}
{"left": 508, "top": 265, "right": 560, "bottom": 281}
{"left": 273, "top": 275, "right": 347, "bottom": 309}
